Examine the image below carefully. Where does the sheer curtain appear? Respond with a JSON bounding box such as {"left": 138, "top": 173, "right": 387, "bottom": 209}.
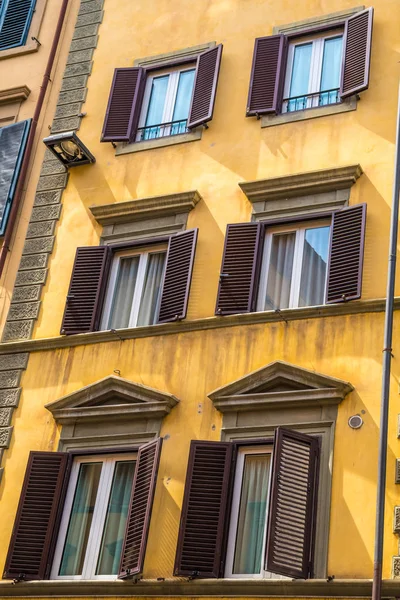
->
{"left": 320, "top": 36, "right": 343, "bottom": 105}
{"left": 172, "top": 69, "right": 195, "bottom": 134}
{"left": 59, "top": 463, "right": 102, "bottom": 576}
{"left": 288, "top": 43, "right": 312, "bottom": 111}
{"left": 264, "top": 232, "right": 295, "bottom": 310}
{"left": 108, "top": 256, "right": 140, "bottom": 329}
{"left": 96, "top": 461, "right": 136, "bottom": 575}
{"left": 137, "top": 252, "right": 166, "bottom": 326}
{"left": 144, "top": 75, "right": 169, "bottom": 139}
{"left": 233, "top": 454, "right": 271, "bottom": 574}
{"left": 299, "top": 226, "right": 330, "bottom": 307}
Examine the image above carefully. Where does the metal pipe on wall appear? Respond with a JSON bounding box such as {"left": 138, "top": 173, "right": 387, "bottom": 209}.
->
{"left": 0, "top": 0, "right": 70, "bottom": 279}
{"left": 372, "top": 81, "right": 400, "bottom": 600}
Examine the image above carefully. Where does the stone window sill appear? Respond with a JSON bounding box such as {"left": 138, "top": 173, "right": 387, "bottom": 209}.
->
{"left": 261, "top": 96, "right": 357, "bottom": 128}
{"left": 116, "top": 129, "right": 202, "bottom": 156}
{"left": 0, "top": 40, "right": 40, "bottom": 61}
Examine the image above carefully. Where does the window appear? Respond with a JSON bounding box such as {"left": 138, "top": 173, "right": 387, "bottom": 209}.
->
{"left": 283, "top": 33, "right": 343, "bottom": 113}
{"left": 136, "top": 66, "right": 196, "bottom": 141}
{"left": 0, "top": 0, "right": 36, "bottom": 51}
{"left": 51, "top": 454, "right": 136, "bottom": 580}
{"left": 257, "top": 220, "right": 330, "bottom": 310}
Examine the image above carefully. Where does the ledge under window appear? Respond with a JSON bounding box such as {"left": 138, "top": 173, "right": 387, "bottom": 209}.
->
{"left": 261, "top": 95, "right": 357, "bottom": 128}
{"left": 115, "top": 129, "right": 202, "bottom": 155}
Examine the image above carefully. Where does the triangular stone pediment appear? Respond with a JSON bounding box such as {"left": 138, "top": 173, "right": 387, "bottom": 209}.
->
{"left": 208, "top": 361, "right": 353, "bottom": 413}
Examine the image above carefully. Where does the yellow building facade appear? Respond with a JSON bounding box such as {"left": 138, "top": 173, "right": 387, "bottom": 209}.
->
{"left": 1, "top": 0, "right": 400, "bottom": 599}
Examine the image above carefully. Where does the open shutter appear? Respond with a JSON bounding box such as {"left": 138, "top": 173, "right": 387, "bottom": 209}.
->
{"left": 0, "top": 0, "right": 36, "bottom": 50}
{"left": 118, "top": 438, "right": 162, "bottom": 579}
{"left": 340, "top": 8, "right": 373, "bottom": 99}
{"left": 158, "top": 229, "right": 198, "bottom": 323}
{"left": 101, "top": 67, "right": 145, "bottom": 142}
{"left": 215, "top": 222, "right": 263, "bottom": 315}
{"left": 3, "top": 451, "right": 69, "bottom": 581}
{"left": 265, "top": 428, "right": 319, "bottom": 579}
{"left": 60, "top": 246, "right": 111, "bottom": 335}
{"left": 246, "top": 35, "right": 287, "bottom": 116}
{"left": 187, "top": 45, "right": 223, "bottom": 129}
{"left": 326, "top": 203, "right": 366, "bottom": 304}
{"left": 174, "top": 441, "right": 232, "bottom": 578}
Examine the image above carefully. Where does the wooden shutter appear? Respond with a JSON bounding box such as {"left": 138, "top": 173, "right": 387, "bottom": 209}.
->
{"left": 101, "top": 67, "right": 145, "bottom": 142}
{"left": 326, "top": 203, "right": 366, "bottom": 304}
{"left": 215, "top": 222, "right": 263, "bottom": 315}
{"left": 158, "top": 229, "right": 198, "bottom": 323}
{"left": 187, "top": 45, "right": 223, "bottom": 129}
{"left": 246, "top": 35, "right": 287, "bottom": 116}
{"left": 0, "top": 0, "right": 36, "bottom": 50}
{"left": 118, "top": 438, "right": 162, "bottom": 579}
{"left": 3, "top": 451, "right": 70, "bottom": 581}
{"left": 340, "top": 8, "right": 374, "bottom": 99}
{"left": 174, "top": 441, "right": 232, "bottom": 578}
{"left": 265, "top": 428, "right": 319, "bottom": 579}
{"left": 60, "top": 246, "right": 111, "bottom": 335}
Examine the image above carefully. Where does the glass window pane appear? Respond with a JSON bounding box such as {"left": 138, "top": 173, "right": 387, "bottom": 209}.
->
{"left": 233, "top": 454, "right": 271, "bottom": 574}
{"left": 171, "top": 69, "right": 195, "bottom": 134}
{"left": 263, "top": 232, "right": 296, "bottom": 310}
{"left": 137, "top": 252, "right": 166, "bottom": 326}
{"left": 144, "top": 75, "right": 169, "bottom": 139}
{"left": 299, "top": 226, "right": 330, "bottom": 307}
{"left": 320, "top": 36, "right": 343, "bottom": 105}
{"left": 59, "top": 462, "right": 102, "bottom": 576}
{"left": 288, "top": 43, "right": 312, "bottom": 111}
{"left": 108, "top": 256, "right": 140, "bottom": 330}
{"left": 96, "top": 461, "right": 136, "bottom": 575}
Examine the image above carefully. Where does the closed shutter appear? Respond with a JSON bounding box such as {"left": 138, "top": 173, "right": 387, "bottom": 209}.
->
{"left": 246, "top": 35, "right": 287, "bottom": 116}
{"left": 265, "top": 428, "right": 319, "bottom": 579}
{"left": 174, "top": 441, "right": 232, "bottom": 578}
{"left": 215, "top": 222, "right": 263, "bottom": 315}
{"left": 340, "top": 8, "right": 374, "bottom": 99}
{"left": 187, "top": 45, "right": 223, "bottom": 129}
{"left": 158, "top": 229, "right": 198, "bottom": 323}
{"left": 3, "top": 451, "right": 70, "bottom": 581}
{"left": 0, "top": 0, "right": 36, "bottom": 50}
{"left": 101, "top": 67, "right": 145, "bottom": 142}
{"left": 326, "top": 203, "right": 366, "bottom": 304}
{"left": 0, "top": 120, "right": 30, "bottom": 236}
{"left": 118, "top": 438, "right": 163, "bottom": 579}
{"left": 60, "top": 246, "right": 112, "bottom": 335}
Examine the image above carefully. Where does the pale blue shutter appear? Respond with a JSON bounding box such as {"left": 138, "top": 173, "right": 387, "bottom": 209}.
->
{"left": 0, "top": 120, "right": 30, "bottom": 235}
{"left": 0, "top": 0, "right": 36, "bottom": 50}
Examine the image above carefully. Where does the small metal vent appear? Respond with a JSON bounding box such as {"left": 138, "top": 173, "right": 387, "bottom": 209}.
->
{"left": 348, "top": 414, "right": 363, "bottom": 429}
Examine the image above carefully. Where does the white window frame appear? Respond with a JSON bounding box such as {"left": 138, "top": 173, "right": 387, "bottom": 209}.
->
{"left": 136, "top": 64, "right": 196, "bottom": 140}
{"left": 256, "top": 219, "right": 330, "bottom": 311}
{"left": 51, "top": 453, "right": 137, "bottom": 581}
{"left": 283, "top": 32, "right": 343, "bottom": 112}
{"left": 101, "top": 244, "right": 167, "bottom": 330}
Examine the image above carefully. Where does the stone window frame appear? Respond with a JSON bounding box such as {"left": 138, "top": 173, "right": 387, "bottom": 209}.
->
{"left": 208, "top": 360, "right": 354, "bottom": 579}
{"left": 0, "top": 86, "right": 31, "bottom": 126}
{"left": 0, "top": 0, "right": 47, "bottom": 61}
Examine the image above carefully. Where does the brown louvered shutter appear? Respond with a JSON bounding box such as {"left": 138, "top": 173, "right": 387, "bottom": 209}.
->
{"left": 265, "top": 428, "right": 319, "bottom": 579}
{"left": 118, "top": 438, "right": 162, "bottom": 579}
{"left": 60, "top": 246, "right": 111, "bottom": 335}
{"left": 326, "top": 203, "right": 366, "bottom": 304}
{"left": 340, "top": 8, "right": 373, "bottom": 99}
{"left": 101, "top": 67, "right": 145, "bottom": 142}
{"left": 215, "top": 222, "right": 263, "bottom": 315}
{"left": 158, "top": 229, "right": 198, "bottom": 323}
{"left": 246, "top": 35, "right": 287, "bottom": 116}
{"left": 174, "top": 441, "right": 232, "bottom": 578}
{"left": 4, "top": 452, "right": 70, "bottom": 581}
{"left": 187, "top": 45, "right": 223, "bottom": 129}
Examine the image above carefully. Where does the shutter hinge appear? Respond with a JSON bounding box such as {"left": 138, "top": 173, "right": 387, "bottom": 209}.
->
{"left": 219, "top": 272, "right": 229, "bottom": 283}
{"left": 189, "top": 570, "right": 200, "bottom": 580}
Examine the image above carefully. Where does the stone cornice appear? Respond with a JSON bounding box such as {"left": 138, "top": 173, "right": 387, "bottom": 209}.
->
{"left": 0, "top": 85, "right": 31, "bottom": 105}
{"left": 0, "top": 297, "right": 397, "bottom": 355}
{"left": 90, "top": 190, "right": 202, "bottom": 225}
{"left": 239, "top": 164, "right": 363, "bottom": 203}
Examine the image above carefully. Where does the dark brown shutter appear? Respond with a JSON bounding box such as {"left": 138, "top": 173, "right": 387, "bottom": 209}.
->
{"left": 158, "top": 229, "right": 198, "bottom": 323}
{"left": 187, "top": 45, "right": 223, "bottom": 129}
{"left": 60, "top": 246, "right": 111, "bottom": 335}
{"left": 265, "top": 428, "right": 319, "bottom": 579}
{"left": 118, "top": 438, "right": 162, "bottom": 579}
{"left": 340, "top": 8, "right": 373, "bottom": 99}
{"left": 326, "top": 203, "right": 366, "bottom": 304}
{"left": 215, "top": 222, "right": 263, "bottom": 315}
{"left": 246, "top": 35, "right": 287, "bottom": 116}
{"left": 4, "top": 451, "right": 69, "bottom": 581}
{"left": 174, "top": 441, "right": 232, "bottom": 578}
{"left": 101, "top": 67, "right": 145, "bottom": 142}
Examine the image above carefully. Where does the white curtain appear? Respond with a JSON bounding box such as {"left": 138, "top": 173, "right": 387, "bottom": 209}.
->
{"left": 137, "top": 252, "right": 166, "bottom": 326}
{"left": 108, "top": 256, "right": 140, "bottom": 329}
{"left": 288, "top": 43, "right": 312, "bottom": 111}
{"left": 320, "top": 36, "right": 343, "bottom": 104}
{"left": 299, "top": 226, "right": 329, "bottom": 307}
{"left": 264, "top": 232, "right": 295, "bottom": 310}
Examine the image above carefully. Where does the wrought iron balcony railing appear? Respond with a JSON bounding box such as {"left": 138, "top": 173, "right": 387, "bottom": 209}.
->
{"left": 137, "top": 119, "right": 189, "bottom": 141}
{"left": 282, "top": 88, "right": 341, "bottom": 113}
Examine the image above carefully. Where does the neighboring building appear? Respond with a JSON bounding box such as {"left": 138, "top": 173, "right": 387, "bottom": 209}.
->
{"left": 1, "top": 0, "right": 400, "bottom": 599}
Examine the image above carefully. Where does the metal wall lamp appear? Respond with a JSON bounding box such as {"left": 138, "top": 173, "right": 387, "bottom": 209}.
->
{"left": 43, "top": 131, "right": 95, "bottom": 167}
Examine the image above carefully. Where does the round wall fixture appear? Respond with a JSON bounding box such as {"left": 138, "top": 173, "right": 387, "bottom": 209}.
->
{"left": 348, "top": 414, "right": 363, "bottom": 429}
